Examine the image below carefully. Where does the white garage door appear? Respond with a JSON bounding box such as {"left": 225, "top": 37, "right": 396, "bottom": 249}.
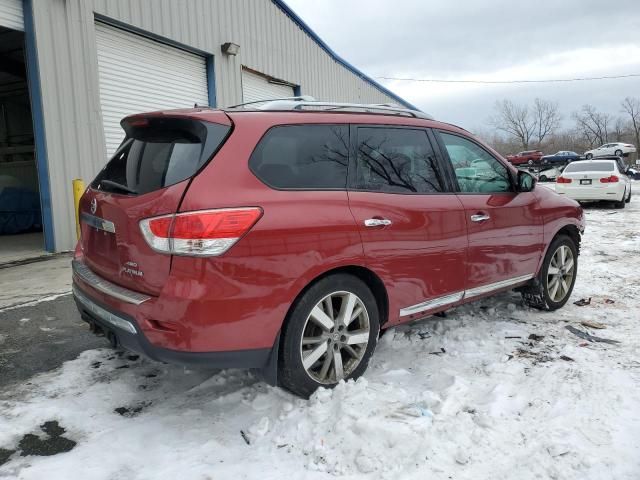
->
{"left": 95, "top": 23, "right": 209, "bottom": 157}
{"left": 242, "top": 69, "right": 294, "bottom": 104}
{"left": 0, "top": 0, "right": 23, "bottom": 31}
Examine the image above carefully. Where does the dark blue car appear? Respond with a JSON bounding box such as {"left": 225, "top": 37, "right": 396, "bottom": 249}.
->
{"left": 540, "top": 151, "right": 581, "bottom": 165}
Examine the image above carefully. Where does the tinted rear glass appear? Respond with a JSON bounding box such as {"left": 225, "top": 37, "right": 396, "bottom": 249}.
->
{"left": 92, "top": 118, "right": 230, "bottom": 195}
{"left": 564, "top": 162, "right": 614, "bottom": 173}
{"left": 249, "top": 125, "right": 349, "bottom": 189}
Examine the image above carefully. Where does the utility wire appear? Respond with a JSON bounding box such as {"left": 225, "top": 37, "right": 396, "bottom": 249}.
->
{"left": 375, "top": 73, "right": 640, "bottom": 84}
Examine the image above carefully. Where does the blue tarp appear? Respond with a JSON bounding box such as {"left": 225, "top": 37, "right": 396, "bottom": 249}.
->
{"left": 0, "top": 187, "right": 42, "bottom": 234}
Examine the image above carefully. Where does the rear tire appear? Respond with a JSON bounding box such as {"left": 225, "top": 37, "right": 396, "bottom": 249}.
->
{"left": 278, "top": 274, "right": 380, "bottom": 398}
{"left": 521, "top": 235, "right": 578, "bottom": 311}
{"left": 626, "top": 189, "right": 632, "bottom": 203}
{"left": 614, "top": 189, "right": 626, "bottom": 209}
{"left": 615, "top": 149, "right": 623, "bottom": 157}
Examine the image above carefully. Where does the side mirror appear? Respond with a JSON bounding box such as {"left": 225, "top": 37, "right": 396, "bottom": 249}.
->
{"left": 517, "top": 170, "right": 536, "bottom": 192}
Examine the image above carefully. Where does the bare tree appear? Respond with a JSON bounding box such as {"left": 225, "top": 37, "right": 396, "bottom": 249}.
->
{"left": 572, "top": 104, "right": 612, "bottom": 148}
{"left": 621, "top": 97, "right": 640, "bottom": 149}
{"left": 491, "top": 98, "right": 560, "bottom": 151}
{"left": 490, "top": 100, "right": 535, "bottom": 150}
{"left": 532, "top": 98, "right": 561, "bottom": 146}
{"left": 612, "top": 117, "right": 628, "bottom": 142}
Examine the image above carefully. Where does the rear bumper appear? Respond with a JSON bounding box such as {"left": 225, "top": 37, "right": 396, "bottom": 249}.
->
{"left": 556, "top": 184, "right": 625, "bottom": 201}
{"left": 72, "top": 282, "right": 272, "bottom": 369}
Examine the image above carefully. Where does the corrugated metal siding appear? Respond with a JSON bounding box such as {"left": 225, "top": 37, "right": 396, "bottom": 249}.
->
{"left": 241, "top": 69, "right": 294, "bottom": 103}
{"left": 0, "top": 0, "right": 23, "bottom": 31}
{"left": 31, "top": 0, "right": 410, "bottom": 251}
{"left": 95, "top": 22, "right": 208, "bottom": 156}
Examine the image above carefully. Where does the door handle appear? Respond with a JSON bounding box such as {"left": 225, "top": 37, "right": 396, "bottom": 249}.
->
{"left": 470, "top": 214, "right": 490, "bottom": 222}
{"left": 364, "top": 218, "right": 392, "bottom": 227}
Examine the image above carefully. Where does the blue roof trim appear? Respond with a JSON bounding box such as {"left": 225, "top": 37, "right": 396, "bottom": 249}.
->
{"left": 270, "top": 0, "right": 419, "bottom": 111}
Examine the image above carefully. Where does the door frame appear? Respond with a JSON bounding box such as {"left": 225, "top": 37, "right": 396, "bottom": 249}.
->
{"left": 23, "top": 0, "right": 54, "bottom": 251}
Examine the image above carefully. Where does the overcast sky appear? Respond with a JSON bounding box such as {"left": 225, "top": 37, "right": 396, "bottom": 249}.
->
{"left": 285, "top": 0, "right": 640, "bottom": 133}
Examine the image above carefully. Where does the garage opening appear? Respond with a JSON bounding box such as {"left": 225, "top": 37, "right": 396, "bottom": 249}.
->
{"left": 0, "top": 24, "right": 45, "bottom": 265}
{"left": 241, "top": 68, "right": 296, "bottom": 104}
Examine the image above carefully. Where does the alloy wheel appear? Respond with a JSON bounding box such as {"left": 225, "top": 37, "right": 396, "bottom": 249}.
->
{"left": 299, "top": 291, "right": 370, "bottom": 384}
{"left": 547, "top": 245, "right": 575, "bottom": 302}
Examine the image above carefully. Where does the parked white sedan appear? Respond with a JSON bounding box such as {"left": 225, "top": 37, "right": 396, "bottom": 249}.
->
{"left": 556, "top": 159, "right": 632, "bottom": 208}
{"left": 584, "top": 142, "right": 636, "bottom": 159}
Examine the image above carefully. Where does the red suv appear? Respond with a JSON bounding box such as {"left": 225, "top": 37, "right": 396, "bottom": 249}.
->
{"left": 506, "top": 150, "right": 544, "bottom": 165}
{"left": 73, "top": 100, "right": 584, "bottom": 397}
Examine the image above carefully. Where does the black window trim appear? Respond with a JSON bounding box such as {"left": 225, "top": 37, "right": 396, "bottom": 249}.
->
{"left": 248, "top": 123, "right": 351, "bottom": 192}
{"left": 433, "top": 129, "right": 517, "bottom": 195}
{"left": 347, "top": 124, "right": 456, "bottom": 195}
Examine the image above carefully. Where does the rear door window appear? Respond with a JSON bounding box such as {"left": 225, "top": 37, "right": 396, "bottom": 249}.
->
{"left": 92, "top": 118, "right": 230, "bottom": 195}
{"left": 249, "top": 125, "right": 349, "bottom": 189}
{"left": 354, "top": 127, "right": 444, "bottom": 193}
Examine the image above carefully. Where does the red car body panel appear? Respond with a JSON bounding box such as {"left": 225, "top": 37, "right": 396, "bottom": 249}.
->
{"left": 348, "top": 191, "right": 468, "bottom": 325}
{"left": 73, "top": 108, "right": 585, "bottom": 366}
{"left": 457, "top": 192, "right": 544, "bottom": 289}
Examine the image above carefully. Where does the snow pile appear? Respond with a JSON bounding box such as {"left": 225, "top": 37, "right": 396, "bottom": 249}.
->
{"left": 1, "top": 197, "right": 639, "bottom": 479}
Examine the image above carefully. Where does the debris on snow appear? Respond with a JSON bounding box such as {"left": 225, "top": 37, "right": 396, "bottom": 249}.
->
{"left": 565, "top": 325, "right": 621, "bottom": 344}
{"left": 573, "top": 297, "right": 592, "bottom": 306}
{"left": 581, "top": 320, "right": 607, "bottom": 329}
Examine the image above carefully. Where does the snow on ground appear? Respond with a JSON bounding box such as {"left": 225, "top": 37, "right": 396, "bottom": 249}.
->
{"left": 1, "top": 194, "right": 639, "bottom": 480}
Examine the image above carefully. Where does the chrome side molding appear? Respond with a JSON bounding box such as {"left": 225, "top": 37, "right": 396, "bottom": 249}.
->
{"left": 72, "top": 259, "right": 151, "bottom": 305}
{"left": 399, "top": 291, "right": 464, "bottom": 317}
{"left": 463, "top": 274, "right": 534, "bottom": 299}
{"left": 399, "top": 274, "right": 534, "bottom": 317}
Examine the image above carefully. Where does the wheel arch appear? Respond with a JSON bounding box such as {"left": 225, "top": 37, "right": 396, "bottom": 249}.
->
{"left": 537, "top": 223, "right": 582, "bottom": 276}
{"left": 284, "top": 265, "right": 389, "bottom": 330}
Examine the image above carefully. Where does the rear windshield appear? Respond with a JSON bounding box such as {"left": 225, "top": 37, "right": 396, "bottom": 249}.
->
{"left": 92, "top": 117, "right": 230, "bottom": 195}
{"left": 564, "top": 162, "right": 614, "bottom": 173}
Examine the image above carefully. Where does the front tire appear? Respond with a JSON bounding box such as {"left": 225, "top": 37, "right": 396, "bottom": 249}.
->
{"left": 539, "top": 175, "right": 547, "bottom": 182}
{"left": 586, "top": 153, "right": 593, "bottom": 159}
{"left": 279, "top": 274, "right": 380, "bottom": 398}
{"left": 521, "top": 235, "right": 578, "bottom": 311}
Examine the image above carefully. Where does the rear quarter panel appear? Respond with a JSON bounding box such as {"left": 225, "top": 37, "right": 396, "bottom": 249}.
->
{"left": 167, "top": 113, "right": 365, "bottom": 351}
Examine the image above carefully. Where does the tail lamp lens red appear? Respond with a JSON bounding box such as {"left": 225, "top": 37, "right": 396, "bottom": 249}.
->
{"left": 600, "top": 175, "right": 619, "bottom": 183}
{"left": 140, "top": 208, "right": 263, "bottom": 256}
{"left": 556, "top": 176, "right": 572, "bottom": 183}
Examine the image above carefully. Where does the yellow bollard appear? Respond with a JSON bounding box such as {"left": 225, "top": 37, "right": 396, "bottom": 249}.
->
{"left": 72, "top": 178, "right": 85, "bottom": 240}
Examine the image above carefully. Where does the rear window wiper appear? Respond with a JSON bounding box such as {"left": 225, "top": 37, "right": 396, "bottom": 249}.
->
{"left": 99, "top": 179, "right": 138, "bottom": 195}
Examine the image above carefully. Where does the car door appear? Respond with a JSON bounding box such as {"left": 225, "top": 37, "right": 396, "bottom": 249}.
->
{"left": 347, "top": 125, "right": 467, "bottom": 325}
{"left": 434, "top": 130, "right": 544, "bottom": 298}
{"left": 600, "top": 144, "right": 613, "bottom": 155}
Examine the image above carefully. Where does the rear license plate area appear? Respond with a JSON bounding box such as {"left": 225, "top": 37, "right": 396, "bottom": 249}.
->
{"left": 580, "top": 179, "right": 592, "bottom": 185}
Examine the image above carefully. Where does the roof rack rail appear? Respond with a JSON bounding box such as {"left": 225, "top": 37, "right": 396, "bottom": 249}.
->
{"left": 227, "top": 96, "right": 317, "bottom": 109}
{"left": 226, "top": 97, "right": 433, "bottom": 120}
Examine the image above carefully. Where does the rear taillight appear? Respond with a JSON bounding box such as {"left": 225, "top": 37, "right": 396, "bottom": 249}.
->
{"left": 600, "top": 175, "right": 619, "bottom": 183}
{"left": 557, "top": 176, "right": 572, "bottom": 183}
{"left": 140, "top": 208, "right": 263, "bottom": 256}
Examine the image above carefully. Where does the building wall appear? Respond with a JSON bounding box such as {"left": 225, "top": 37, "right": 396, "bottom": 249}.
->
{"left": 31, "top": 0, "right": 410, "bottom": 251}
